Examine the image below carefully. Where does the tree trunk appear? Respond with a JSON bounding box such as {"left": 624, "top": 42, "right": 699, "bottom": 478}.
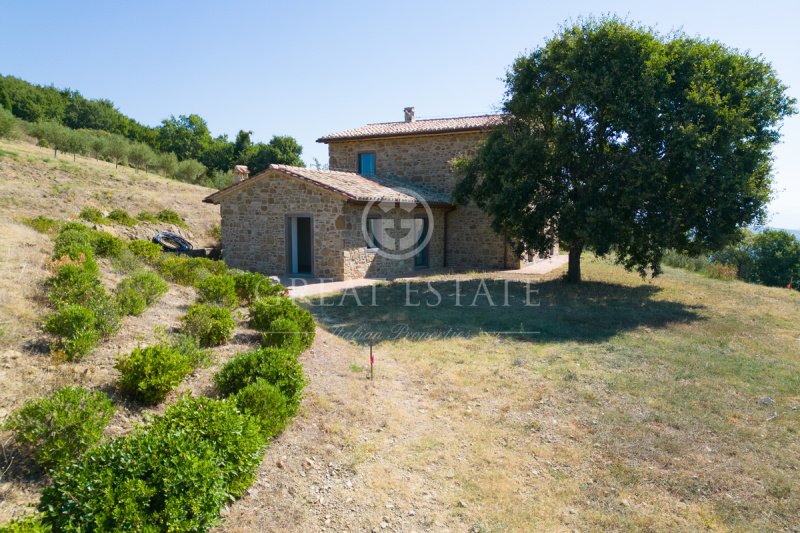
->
{"left": 567, "top": 242, "right": 583, "bottom": 283}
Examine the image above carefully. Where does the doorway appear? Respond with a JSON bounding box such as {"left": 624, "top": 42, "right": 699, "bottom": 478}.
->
{"left": 286, "top": 215, "right": 313, "bottom": 275}
{"left": 414, "top": 216, "right": 429, "bottom": 268}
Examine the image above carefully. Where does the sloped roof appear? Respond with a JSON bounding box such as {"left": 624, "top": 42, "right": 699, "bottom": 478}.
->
{"left": 317, "top": 114, "right": 504, "bottom": 143}
{"left": 203, "top": 164, "right": 451, "bottom": 206}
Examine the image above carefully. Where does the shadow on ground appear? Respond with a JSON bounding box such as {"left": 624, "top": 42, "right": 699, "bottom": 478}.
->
{"left": 302, "top": 278, "right": 704, "bottom": 345}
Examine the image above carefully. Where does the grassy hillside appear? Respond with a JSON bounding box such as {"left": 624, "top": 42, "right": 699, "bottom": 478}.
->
{"left": 0, "top": 138, "right": 219, "bottom": 352}
{"left": 270, "top": 258, "right": 800, "bottom": 531}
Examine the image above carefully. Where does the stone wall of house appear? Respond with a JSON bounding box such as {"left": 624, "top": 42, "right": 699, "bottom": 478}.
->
{"left": 327, "top": 132, "right": 485, "bottom": 193}
{"left": 327, "top": 132, "right": 522, "bottom": 270}
{"left": 340, "top": 204, "right": 446, "bottom": 279}
{"left": 218, "top": 170, "right": 346, "bottom": 279}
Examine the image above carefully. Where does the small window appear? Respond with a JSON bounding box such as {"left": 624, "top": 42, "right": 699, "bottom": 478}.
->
{"left": 366, "top": 217, "right": 382, "bottom": 250}
{"left": 358, "top": 152, "right": 376, "bottom": 177}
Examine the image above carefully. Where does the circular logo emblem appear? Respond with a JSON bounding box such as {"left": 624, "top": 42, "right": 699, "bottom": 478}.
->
{"left": 360, "top": 187, "right": 434, "bottom": 261}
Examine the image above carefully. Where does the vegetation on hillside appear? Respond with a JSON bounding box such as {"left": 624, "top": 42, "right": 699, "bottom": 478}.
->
{"left": 665, "top": 228, "right": 800, "bottom": 290}
{"left": 0, "top": 75, "right": 304, "bottom": 187}
{"left": 2, "top": 211, "right": 312, "bottom": 529}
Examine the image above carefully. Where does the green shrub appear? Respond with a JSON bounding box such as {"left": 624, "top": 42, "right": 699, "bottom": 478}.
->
{"left": 232, "top": 270, "right": 283, "bottom": 305}
{"left": 107, "top": 209, "right": 138, "bottom": 227}
{"left": 155, "top": 209, "right": 186, "bottom": 227}
{"left": 214, "top": 347, "right": 306, "bottom": 414}
{"left": 0, "top": 513, "right": 50, "bottom": 532}
{"left": 39, "top": 424, "right": 227, "bottom": 532}
{"left": 261, "top": 318, "right": 303, "bottom": 351}
{"left": 704, "top": 262, "right": 738, "bottom": 280}
{"left": 181, "top": 304, "right": 235, "bottom": 346}
{"left": 157, "top": 256, "right": 226, "bottom": 286}
{"left": 2, "top": 386, "right": 114, "bottom": 471}
{"left": 115, "top": 284, "right": 146, "bottom": 315}
{"left": 115, "top": 344, "right": 193, "bottom": 405}
{"left": 115, "top": 270, "right": 168, "bottom": 315}
{"left": 85, "top": 292, "right": 121, "bottom": 338}
{"left": 210, "top": 223, "right": 221, "bottom": 241}
{"left": 249, "top": 297, "right": 315, "bottom": 350}
{"left": 196, "top": 274, "right": 237, "bottom": 308}
{"left": 127, "top": 239, "right": 162, "bottom": 262}
{"left": 43, "top": 305, "right": 99, "bottom": 361}
{"left": 151, "top": 395, "right": 265, "bottom": 497}
{"left": 21, "top": 215, "right": 60, "bottom": 235}
{"left": 0, "top": 107, "right": 19, "bottom": 139}
{"left": 78, "top": 207, "right": 104, "bottom": 224}
{"left": 90, "top": 231, "right": 125, "bottom": 258}
{"left": 52, "top": 225, "right": 123, "bottom": 259}
{"left": 233, "top": 379, "right": 292, "bottom": 438}
{"left": 52, "top": 228, "right": 94, "bottom": 260}
{"left": 57, "top": 221, "right": 89, "bottom": 233}
{"left": 136, "top": 210, "right": 159, "bottom": 223}
{"left": 48, "top": 262, "right": 102, "bottom": 308}
{"left": 170, "top": 334, "right": 212, "bottom": 369}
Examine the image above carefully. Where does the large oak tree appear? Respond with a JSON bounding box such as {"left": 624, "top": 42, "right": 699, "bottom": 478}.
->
{"left": 454, "top": 18, "right": 795, "bottom": 282}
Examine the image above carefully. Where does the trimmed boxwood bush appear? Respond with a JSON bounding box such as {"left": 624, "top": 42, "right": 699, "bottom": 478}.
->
{"left": 90, "top": 231, "right": 125, "bottom": 258}
{"left": 52, "top": 225, "right": 124, "bottom": 259}
{"left": 127, "top": 239, "right": 162, "bottom": 263}
{"left": 182, "top": 304, "right": 235, "bottom": 346}
{"left": 2, "top": 386, "right": 114, "bottom": 471}
{"left": 196, "top": 274, "right": 237, "bottom": 308}
{"left": 151, "top": 395, "right": 265, "bottom": 498}
{"left": 52, "top": 228, "right": 94, "bottom": 260}
{"left": 44, "top": 305, "right": 100, "bottom": 361}
{"left": 115, "top": 344, "right": 193, "bottom": 405}
{"left": 158, "top": 256, "right": 227, "bottom": 286}
{"left": 115, "top": 271, "right": 168, "bottom": 316}
{"left": 47, "top": 261, "right": 102, "bottom": 308}
{"left": 233, "top": 379, "right": 292, "bottom": 438}
{"left": 261, "top": 317, "right": 303, "bottom": 351}
{"left": 231, "top": 271, "right": 283, "bottom": 305}
{"left": 249, "top": 297, "right": 315, "bottom": 350}
{"left": 214, "top": 347, "right": 306, "bottom": 414}
{"left": 39, "top": 424, "right": 227, "bottom": 531}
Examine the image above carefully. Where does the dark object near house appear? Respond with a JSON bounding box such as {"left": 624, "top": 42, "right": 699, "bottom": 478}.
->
{"left": 153, "top": 232, "right": 193, "bottom": 252}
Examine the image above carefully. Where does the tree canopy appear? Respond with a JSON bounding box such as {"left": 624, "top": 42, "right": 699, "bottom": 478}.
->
{"left": 0, "top": 75, "right": 305, "bottom": 184}
{"left": 453, "top": 18, "right": 796, "bottom": 281}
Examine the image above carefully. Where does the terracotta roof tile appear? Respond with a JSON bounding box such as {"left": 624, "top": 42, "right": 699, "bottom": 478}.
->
{"left": 203, "top": 164, "right": 451, "bottom": 206}
{"left": 317, "top": 114, "right": 503, "bottom": 142}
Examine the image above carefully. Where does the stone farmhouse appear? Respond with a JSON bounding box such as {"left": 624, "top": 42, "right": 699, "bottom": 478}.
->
{"left": 204, "top": 108, "right": 549, "bottom": 280}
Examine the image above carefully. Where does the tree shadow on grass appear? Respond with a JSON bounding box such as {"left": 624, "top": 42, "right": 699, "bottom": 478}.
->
{"left": 301, "top": 278, "right": 704, "bottom": 345}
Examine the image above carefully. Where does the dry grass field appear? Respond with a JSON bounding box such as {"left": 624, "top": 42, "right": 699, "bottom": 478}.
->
{"left": 1, "top": 137, "right": 799, "bottom": 531}
{"left": 220, "top": 259, "right": 800, "bottom": 532}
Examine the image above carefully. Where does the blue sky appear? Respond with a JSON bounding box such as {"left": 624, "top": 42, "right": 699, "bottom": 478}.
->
{"left": 2, "top": 0, "right": 798, "bottom": 228}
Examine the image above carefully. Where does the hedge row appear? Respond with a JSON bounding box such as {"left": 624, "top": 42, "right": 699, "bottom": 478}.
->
{"left": 43, "top": 223, "right": 169, "bottom": 360}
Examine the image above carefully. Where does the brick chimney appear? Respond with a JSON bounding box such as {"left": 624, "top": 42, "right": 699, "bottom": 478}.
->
{"left": 404, "top": 107, "right": 415, "bottom": 123}
{"left": 233, "top": 165, "right": 249, "bottom": 183}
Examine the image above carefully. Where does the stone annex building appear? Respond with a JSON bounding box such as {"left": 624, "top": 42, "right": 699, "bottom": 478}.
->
{"left": 205, "top": 108, "right": 548, "bottom": 280}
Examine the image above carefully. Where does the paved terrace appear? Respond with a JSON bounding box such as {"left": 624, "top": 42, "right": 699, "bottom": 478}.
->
{"left": 281, "top": 254, "right": 569, "bottom": 299}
